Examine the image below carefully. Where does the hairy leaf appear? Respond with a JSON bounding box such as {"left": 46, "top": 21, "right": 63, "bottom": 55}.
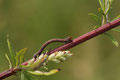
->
{"left": 94, "top": 25, "right": 100, "bottom": 29}
{"left": 98, "top": 8, "right": 104, "bottom": 14}
{"left": 89, "top": 13, "right": 101, "bottom": 25}
{"left": 98, "top": 0, "right": 104, "bottom": 11}
{"left": 5, "top": 54, "right": 12, "bottom": 69}
{"left": 103, "top": 0, "right": 105, "bottom": 10}
{"left": 105, "top": 0, "right": 110, "bottom": 14}
{"left": 104, "top": 33, "right": 118, "bottom": 47}
{"left": 15, "top": 48, "right": 27, "bottom": 67}
{"left": 112, "top": 15, "right": 120, "bottom": 21}
{"left": 27, "top": 69, "right": 60, "bottom": 76}
{"left": 98, "top": 0, "right": 113, "bottom": 14}
{"left": 7, "top": 36, "right": 15, "bottom": 67}
{"left": 109, "top": 0, "right": 114, "bottom": 5}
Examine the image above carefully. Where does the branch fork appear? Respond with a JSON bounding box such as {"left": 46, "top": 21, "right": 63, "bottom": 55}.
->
{"left": 0, "top": 18, "right": 120, "bottom": 79}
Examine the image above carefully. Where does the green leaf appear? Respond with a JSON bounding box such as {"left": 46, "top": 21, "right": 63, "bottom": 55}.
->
{"left": 89, "top": 13, "right": 101, "bottom": 24}
{"left": 27, "top": 69, "right": 60, "bottom": 76}
{"left": 109, "top": 0, "right": 114, "bottom": 5}
{"left": 5, "top": 53, "right": 12, "bottom": 69}
{"left": 98, "top": 8, "right": 104, "bottom": 14}
{"left": 94, "top": 25, "right": 100, "bottom": 29}
{"left": 104, "top": 33, "right": 118, "bottom": 47}
{"left": 15, "top": 48, "right": 27, "bottom": 67}
{"left": 105, "top": 0, "right": 110, "bottom": 14}
{"left": 112, "top": 15, "right": 120, "bottom": 21}
{"left": 103, "top": 0, "right": 105, "bottom": 11}
{"left": 98, "top": 0, "right": 104, "bottom": 11}
{"left": 7, "top": 36, "right": 15, "bottom": 67}
{"left": 104, "top": 0, "right": 114, "bottom": 14}
{"left": 24, "top": 72, "right": 38, "bottom": 80}
{"left": 112, "top": 28, "right": 120, "bottom": 32}
{"left": 115, "top": 15, "right": 120, "bottom": 19}
{"left": 21, "top": 72, "right": 24, "bottom": 80}
{"left": 98, "top": 0, "right": 113, "bottom": 14}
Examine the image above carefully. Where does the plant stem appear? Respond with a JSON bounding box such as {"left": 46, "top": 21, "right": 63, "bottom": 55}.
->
{"left": 0, "top": 68, "right": 21, "bottom": 80}
{"left": 0, "top": 18, "right": 120, "bottom": 79}
{"left": 48, "top": 18, "right": 120, "bottom": 55}
{"left": 33, "top": 37, "right": 72, "bottom": 59}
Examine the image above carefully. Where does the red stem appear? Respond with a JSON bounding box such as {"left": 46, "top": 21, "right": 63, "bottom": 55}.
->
{"left": 0, "top": 18, "right": 120, "bottom": 79}
{"left": 0, "top": 68, "right": 20, "bottom": 80}
{"left": 48, "top": 18, "right": 120, "bottom": 55}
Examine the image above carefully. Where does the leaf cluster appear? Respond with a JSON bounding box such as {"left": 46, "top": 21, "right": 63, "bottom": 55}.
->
{"left": 5, "top": 37, "right": 73, "bottom": 80}
{"left": 89, "top": 0, "right": 120, "bottom": 47}
{"left": 5, "top": 37, "right": 29, "bottom": 80}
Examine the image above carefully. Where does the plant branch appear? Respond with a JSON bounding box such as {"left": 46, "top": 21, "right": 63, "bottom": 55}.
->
{"left": 0, "top": 18, "right": 120, "bottom": 79}
{"left": 33, "top": 37, "right": 72, "bottom": 59}
{"left": 0, "top": 68, "right": 21, "bottom": 80}
{"left": 48, "top": 18, "right": 120, "bottom": 55}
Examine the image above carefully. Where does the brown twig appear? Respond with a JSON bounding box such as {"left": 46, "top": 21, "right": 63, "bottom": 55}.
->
{"left": 0, "top": 18, "right": 120, "bottom": 79}
{"left": 33, "top": 37, "right": 72, "bottom": 59}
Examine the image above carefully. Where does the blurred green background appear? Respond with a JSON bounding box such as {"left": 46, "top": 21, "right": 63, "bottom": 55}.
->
{"left": 0, "top": 0, "right": 120, "bottom": 80}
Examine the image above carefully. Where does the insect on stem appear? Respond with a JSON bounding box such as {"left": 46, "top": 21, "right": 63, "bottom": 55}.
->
{"left": 33, "top": 37, "right": 72, "bottom": 59}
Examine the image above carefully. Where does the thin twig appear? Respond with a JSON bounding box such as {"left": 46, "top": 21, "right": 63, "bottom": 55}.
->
{"left": 33, "top": 37, "right": 72, "bottom": 59}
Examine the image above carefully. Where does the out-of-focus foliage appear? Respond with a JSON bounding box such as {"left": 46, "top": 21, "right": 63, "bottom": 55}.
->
{"left": 0, "top": 0, "right": 120, "bottom": 80}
